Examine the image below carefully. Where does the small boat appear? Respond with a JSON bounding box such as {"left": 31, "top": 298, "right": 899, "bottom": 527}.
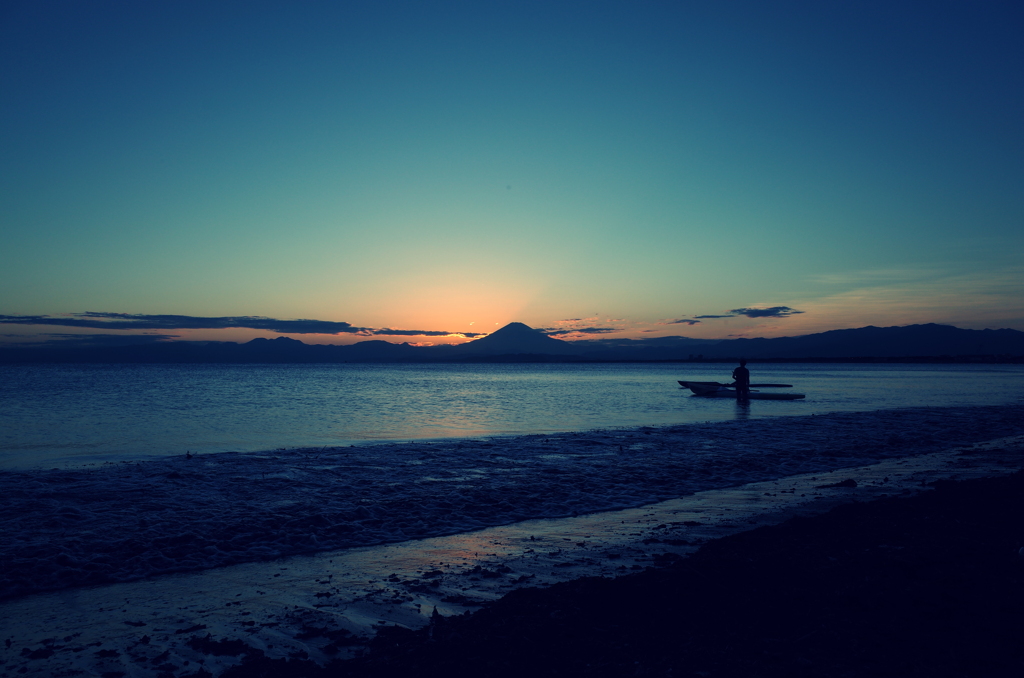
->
{"left": 678, "top": 381, "right": 805, "bottom": 400}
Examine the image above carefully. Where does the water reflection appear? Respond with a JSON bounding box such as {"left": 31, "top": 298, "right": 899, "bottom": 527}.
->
{"left": 2, "top": 362, "right": 1023, "bottom": 468}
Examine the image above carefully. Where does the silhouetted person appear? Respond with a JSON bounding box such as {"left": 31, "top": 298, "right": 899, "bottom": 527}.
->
{"left": 732, "top": 359, "right": 750, "bottom": 400}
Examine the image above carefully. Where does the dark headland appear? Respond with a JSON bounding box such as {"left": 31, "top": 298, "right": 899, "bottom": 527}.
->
{"left": 3, "top": 322, "right": 1023, "bottom": 363}
{"left": 221, "top": 470, "right": 1024, "bottom": 678}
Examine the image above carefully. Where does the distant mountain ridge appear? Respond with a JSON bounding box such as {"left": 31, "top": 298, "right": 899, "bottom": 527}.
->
{"left": 715, "top": 324, "right": 1024, "bottom": 359}
{"left": 572, "top": 323, "right": 1024, "bottom": 360}
{"left": 2, "top": 322, "right": 1023, "bottom": 363}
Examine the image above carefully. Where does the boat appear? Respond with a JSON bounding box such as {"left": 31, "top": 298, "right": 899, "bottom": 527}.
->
{"left": 678, "top": 380, "right": 805, "bottom": 400}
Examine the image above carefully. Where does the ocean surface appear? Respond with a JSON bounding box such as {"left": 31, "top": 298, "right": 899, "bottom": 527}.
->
{"left": 2, "top": 362, "right": 1023, "bottom": 469}
{"left": 3, "top": 361, "right": 1024, "bottom": 605}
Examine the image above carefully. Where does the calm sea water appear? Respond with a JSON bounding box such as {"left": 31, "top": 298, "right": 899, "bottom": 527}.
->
{"left": 2, "top": 362, "right": 1022, "bottom": 469}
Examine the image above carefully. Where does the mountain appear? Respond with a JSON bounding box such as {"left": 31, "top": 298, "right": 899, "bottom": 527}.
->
{"left": 451, "top": 322, "right": 580, "bottom": 356}
{"left": 702, "top": 324, "right": 1024, "bottom": 359}
{"left": 569, "top": 324, "right": 1024, "bottom": 360}
{"left": 1, "top": 322, "right": 1022, "bottom": 363}
{"left": 0, "top": 335, "right": 424, "bottom": 364}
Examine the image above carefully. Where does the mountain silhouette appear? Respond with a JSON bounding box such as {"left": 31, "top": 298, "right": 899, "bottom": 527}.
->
{"left": 668, "top": 324, "right": 1024, "bottom": 360}
{"left": 2, "top": 323, "right": 1023, "bottom": 363}
{"left": 453, "top": 322, "right": 581, "bottom": 355}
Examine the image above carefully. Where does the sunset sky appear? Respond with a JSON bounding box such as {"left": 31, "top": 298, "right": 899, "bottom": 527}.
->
{"left": 2, "top": 1, "right": 1022, "bottom": 346}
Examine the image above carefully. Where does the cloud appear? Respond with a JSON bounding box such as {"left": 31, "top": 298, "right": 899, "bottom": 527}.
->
{"left": 681, "top": 307, "right": 804, "bottom": 320}
{"left": 16, "top": 333, "right": 182, "bottom": 347}
{"left": 539, "top": 317, "right": 621, "bottom": 337}
{"left": 728, "top": 306, "right": 804, "bottom": 318}
{"left": 0, "top": 315, "right": 65, "bottom": 326}
{"left": 663, "top": 318, "right": 702, "bottom": 325}
{"left": 783, "top": 265, "right": 1024, "bottom": 334}
{"left": 0, "top": 312, "right": 368, "bottom": 334}
{"left": 540, "top": 327, "right": 620, "bottom": 336}
{"left": 805, "top": 267, "right": 941, "bottom": 286}
{"left": 0, "top": 313, "right": 484, "bottom": 338}
{"left": 372, "top": 328, "right": 485, "bottom": 337}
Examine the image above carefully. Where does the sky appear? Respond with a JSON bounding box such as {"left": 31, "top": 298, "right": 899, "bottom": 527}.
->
{"left": 2, "top": 0, "right": 1022, "bottom": 346}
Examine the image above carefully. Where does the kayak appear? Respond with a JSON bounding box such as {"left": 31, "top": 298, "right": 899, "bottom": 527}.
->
{"left": 678, "top": 381, "right": 805, "bottom": 400}
{"left": 678, "top": 380, "right": 805, "bottom": 400}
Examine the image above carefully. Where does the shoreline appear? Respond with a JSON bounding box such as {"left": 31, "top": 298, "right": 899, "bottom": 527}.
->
{"left": 339, "top": 465, "right": 1024, "bottom": 678}
{"left": 2, "top": 433, "right": 1022, "bottom": 677}
{"left": 4, "top": 404, "right": 1024, "bottom": 602}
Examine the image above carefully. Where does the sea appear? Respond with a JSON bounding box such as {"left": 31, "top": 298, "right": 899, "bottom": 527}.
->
{"left": 2, "top": 362, "right": 1023, "bottom": 469}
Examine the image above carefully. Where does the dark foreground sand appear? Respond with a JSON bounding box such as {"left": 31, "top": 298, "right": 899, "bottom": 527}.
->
{"left": 216, "top": 470, "right": 1024, "bottom": 678}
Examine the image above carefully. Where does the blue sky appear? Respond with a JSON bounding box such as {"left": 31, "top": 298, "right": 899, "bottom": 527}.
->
{"left": 2, "top": 1, "right": 1022, "bottom": 345}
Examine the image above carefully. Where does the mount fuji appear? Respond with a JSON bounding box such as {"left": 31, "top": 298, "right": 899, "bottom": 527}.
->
{"left": 452, "top": 322, "right": 580, "bottom": 356}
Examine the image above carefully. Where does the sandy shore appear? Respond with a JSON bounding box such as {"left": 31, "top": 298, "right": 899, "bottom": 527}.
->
{"left": 1, "top": 406, "right": 1022, "bottom": 677}
{"left": 335, "top": 466, "right": 1024, "bottom": 678}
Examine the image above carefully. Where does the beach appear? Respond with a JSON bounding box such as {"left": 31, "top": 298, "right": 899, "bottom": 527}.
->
{"left": 338, "top": 465, "right": 1024, "bottom": 678}
{"left": 1, "top": 405, "right": 1023, "bottom": 677}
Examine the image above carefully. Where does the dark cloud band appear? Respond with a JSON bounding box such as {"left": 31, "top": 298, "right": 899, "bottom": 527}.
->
{"left": 373, "top": 328, "right": 485, "bottom": 337}
{"left": 0, "top": 313, "right": 481, "bottom": 338}
{"left": 729, "top": 306, "right": 804, "bottom": 318}
{"left": 685, "top": 306, "right": 804, "bottom": 321}
{"left": 0, "top": 313, "right": 364, "bottom": 334}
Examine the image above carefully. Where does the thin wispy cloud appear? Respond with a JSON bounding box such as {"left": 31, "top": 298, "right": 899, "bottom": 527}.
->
{"left": 540, "top": 316, "right": 624, "bottom": 338}
{"left": 786, "top": 265, "right": 1024, "bottom": 333}
{"left": 28, "top": 333, "right": 182, "bottom": 347}
{"left": 806, "top": 267, "right": 943, "bottom": 286}
{"left": 540, "top": 327, "right": 620, "bottom": 336}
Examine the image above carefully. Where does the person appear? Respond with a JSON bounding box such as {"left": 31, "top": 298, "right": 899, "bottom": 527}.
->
{"left": 732, "top": 359, "right": 750, "bottom": 400}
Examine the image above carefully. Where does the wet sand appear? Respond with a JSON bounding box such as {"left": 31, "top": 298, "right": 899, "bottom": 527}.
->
{"left": 336, "top": 464, "right": 1024, "bottom": 678}
{"left": 2, "top": 432, "right": 1021, "bottom": 677}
